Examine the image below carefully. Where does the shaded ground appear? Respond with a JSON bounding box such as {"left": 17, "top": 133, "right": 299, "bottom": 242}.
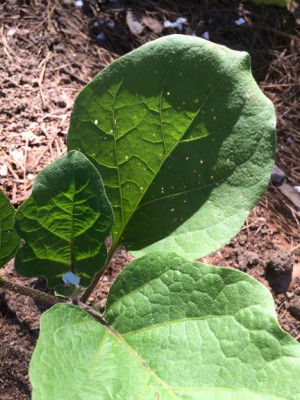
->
{"left": 0, "top": 0, "right": 299, "bottom": 398}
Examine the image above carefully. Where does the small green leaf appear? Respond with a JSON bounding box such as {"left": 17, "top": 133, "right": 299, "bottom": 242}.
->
{"left": 31, "top": 253, "right": 300, "bottom": 399}
{"left": 0, "top": 190, "right": 20, "bottom": 267}
{"left": 14, "top": 151, "right": 113, "bottom": 289}
{"left": 68, "top": 34, "right": 276, "bottom": 259}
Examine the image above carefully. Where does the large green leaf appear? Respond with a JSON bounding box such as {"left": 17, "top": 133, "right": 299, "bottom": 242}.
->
{"left": 31, "top": 253, "right": 300, "bottom": 399}
{"left": 14, "top": 151, "right": 113, "bottom": 289}
{"left": 68, "top": 34, "right": 276, "bottom": 259}
{"left": 0, "top": 190, "right": 20, "bottom": 267}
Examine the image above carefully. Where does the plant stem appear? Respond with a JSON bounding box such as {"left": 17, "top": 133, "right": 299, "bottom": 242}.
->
{"left": 75, "top": 300, "right": 107, "bottom": 324}
{"left": 0, "top": 276, "right": 62, "bottom": 307}
{"left": 80, "top": 246, "right": 117, "bottom": 304}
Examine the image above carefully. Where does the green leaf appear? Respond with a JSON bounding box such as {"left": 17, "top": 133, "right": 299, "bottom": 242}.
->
{"left": 68, "top": 34, "right": 276, "bottom": 259}
{"left": 0, "top": 190, "right": 20, "bottom": 267}
{"left": 14, "top": 151, "right": 113, "bottom": 289}
{"left": 31, "top": 253, "right": 300, "bottom": 399}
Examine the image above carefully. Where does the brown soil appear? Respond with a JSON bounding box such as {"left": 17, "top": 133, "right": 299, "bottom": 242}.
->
{"left": 0, "top": 0, "right": 299, "bottom": 399}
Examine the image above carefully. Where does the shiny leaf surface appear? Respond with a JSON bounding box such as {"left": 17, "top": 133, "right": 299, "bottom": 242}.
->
{"left": 14, "top": 151, "right": 113, "bottom": 289}
{"left": 68, "top": 34, "right": 276, "bottom": 259}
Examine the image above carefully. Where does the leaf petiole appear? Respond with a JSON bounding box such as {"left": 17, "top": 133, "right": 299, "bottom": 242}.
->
{"left": 79, "top": 244, "right": 118, "bottom": 303}
{"left": 0, "top": 276, "right": 63, "bottom": 307}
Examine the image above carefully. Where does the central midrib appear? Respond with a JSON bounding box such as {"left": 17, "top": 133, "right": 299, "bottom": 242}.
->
{"left": 70, "top": 178, "right": 76, "bottom": 273}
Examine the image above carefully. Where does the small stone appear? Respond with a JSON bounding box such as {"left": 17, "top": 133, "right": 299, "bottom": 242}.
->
{"left": 238, "top": 234, "right": 248, "bottom": 246}
{"left": 271, "top": 164, "right": 285, "bottom": 186}
{"left": 289, "top": 296, "right": 300, "bottom": 320}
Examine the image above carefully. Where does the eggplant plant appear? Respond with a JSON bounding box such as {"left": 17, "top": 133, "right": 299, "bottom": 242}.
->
{"left": 1, "top": 35, "right": 300, "bottom": 399}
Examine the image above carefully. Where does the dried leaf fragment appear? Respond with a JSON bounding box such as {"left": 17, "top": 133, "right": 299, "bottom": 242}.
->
{"left": 126, "top": 10, "right": 144, "bottom": 35}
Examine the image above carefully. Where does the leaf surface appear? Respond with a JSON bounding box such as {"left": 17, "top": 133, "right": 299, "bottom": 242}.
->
{"left": 0, "top": 190, "right": 20, "bottom": 267}
{"left": 68, "top": 34, "right": 276, "bottom": 259}
{"left": 14, "top": 151, "right": 113, "bottom": 289}
{"left": 31, "top": 253, "right": 300, "bottom": 399}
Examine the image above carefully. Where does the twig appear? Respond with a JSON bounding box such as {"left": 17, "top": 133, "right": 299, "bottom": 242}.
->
{"left": 80, "top": 246, "right": 117, "bottom": 304}
{"left": 286, "top": 203, "right": 300, "bottom": 227}
{"left": 261, "top": 83, "right": 300, "bottom": 88}
{"left": 254, "top": 223, "right": 263, "bottom": 236}
{"left": 290, "top": 243, "right": 300, "bottom": 254}
{"left": 253, "top": 24, "right": 300, "bottom": 42}
{"left": 32, "top": 133, "right": 57, "bottom": 169}
{"left": 0, "top": 26, "right": 22, "bottom": 63}
{"left": 61, "top": 68, "right": 88, "bottom": 85}
{"left": 12, "top": 182, "right": 17, "bottom": 204}
{"left": 38, "top": 51, "right": 52, "bottom": 106}
{"left": 23, "top": 135, "right": 29, "bottom": 198}
{"left": 6, "top": 160, "right": 19, "bottom": 180}
{"left": 245, "top": 218, "right": 250, "bottom": 237}
{"left": 55, "top": 138, "right": 62, "bottom": 157}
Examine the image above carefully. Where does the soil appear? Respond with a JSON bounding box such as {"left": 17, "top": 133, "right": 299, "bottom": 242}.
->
{"left": 0, "top": 0, "right": 299, "bottom": 399}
